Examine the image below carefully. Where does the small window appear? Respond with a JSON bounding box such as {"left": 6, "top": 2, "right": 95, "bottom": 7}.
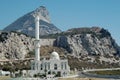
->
{"left": 36, "top": 63, "right": 38, "bottom": 70}
{"left": 65, "top": 62, "right": 67, "bottom": 69}
{"left": 54, "top": 64, "right": 57, "bottom": 70}
{"left": 45, "top": 62, "right": 47, "bottom": 70}
{"left": 41, "top": 64, "right": 43, "bottom": 70}
{"left": 32, "top": 63, "right": 35, "bottom": 70}
{"left": 61, "top": 62, "right": 63, "bottom": 70}
{"left": 48, "top": 62, "right": 50, "bottom": 69}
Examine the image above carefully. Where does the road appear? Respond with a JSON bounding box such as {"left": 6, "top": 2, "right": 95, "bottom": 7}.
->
{"left": 83, "top": 68, "right": 120, "bottom": 72}
{"left": 78, "top": 68, "right": 120, "bottom": 79}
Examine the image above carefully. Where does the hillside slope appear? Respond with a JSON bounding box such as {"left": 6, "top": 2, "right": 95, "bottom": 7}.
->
{"left": 54, "top": 27, "right": 120, "bottom": 68}
{"left": 4, "top": 6, "right": 61, "bottom": 36}
{"left": 0, "top": 27, "right": 120, "bottom": 69}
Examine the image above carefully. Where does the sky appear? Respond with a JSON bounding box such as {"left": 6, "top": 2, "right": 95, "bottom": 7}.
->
{"left": 0, "top": 0, "right": 120, "bottom": 45}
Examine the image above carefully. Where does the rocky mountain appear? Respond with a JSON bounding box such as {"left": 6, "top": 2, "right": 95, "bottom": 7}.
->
{"left": 1, "top": 6, "right": 120, "bottom": 70}
{"left": 3, "top": 6, "right": 61, "bottom": 37}
{"left": 0, "top": 31, "right": 56, "bottom": 60}
{"left": 0, "top": 27, "right": 120, "bottom": 69}
{"left": 0, "top": 31, "right": 34, "bottom": 59}
{"left": 54, "top": 27, "right": 120, "bottom": 68}
{"left": 54, "top": 27, "right": 120, "bottom": 56}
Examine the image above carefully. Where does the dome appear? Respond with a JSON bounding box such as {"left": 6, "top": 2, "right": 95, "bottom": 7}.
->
{"left": 50, "top": 51, "right": 60, "bottom": 60}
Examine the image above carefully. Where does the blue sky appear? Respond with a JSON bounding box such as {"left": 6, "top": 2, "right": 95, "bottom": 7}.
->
{"left": 0, "top": 0, "right": 120, "bottom": 45}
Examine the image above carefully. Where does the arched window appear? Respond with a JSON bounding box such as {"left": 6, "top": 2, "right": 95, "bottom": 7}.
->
{"left": 61, "top": 62, "right": 63, "bottom": 70}
{"left": 36, "top": 63, "right": 38, "bottom": 70}
{"left": 54, "top": 64, "right": 57, "bottom": 70}
{"left": 32, "top": 63, "right": 35, "bottom": 70}
{"left": 65, "top": 62, "right": 67, "bottom": 69}
{"left": 45, "top": 62, "right": 47, "bottom": 70}
{"left": 48, "top": 62, "right": 50, "bottom": 69}
{"left": 41, "top": 64, "right": 43, "bottom": 70}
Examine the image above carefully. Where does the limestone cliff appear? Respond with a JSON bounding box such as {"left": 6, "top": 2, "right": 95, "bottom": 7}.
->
{"left": 0, "top": 32, "right": 55, "bottom": 60}
{"left": 0, "top": 32, "right": 34, "bottom": 59}
{"left": 54, "top": 27, "right": 120, "bottom": 66}
{"left": 0, "top": 27, "right": 120, "bottom": 69}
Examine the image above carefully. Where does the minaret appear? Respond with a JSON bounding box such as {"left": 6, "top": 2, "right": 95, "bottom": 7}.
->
{"left": 34, "top": 14, "right": 40, "bottom": 61}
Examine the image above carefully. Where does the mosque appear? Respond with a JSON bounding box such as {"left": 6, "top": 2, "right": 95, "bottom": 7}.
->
{"left": 30, "top": 51, "right": 70, "bottom": 77}
{"left": 29, "top": 13, "right": 70, "bottom": 77}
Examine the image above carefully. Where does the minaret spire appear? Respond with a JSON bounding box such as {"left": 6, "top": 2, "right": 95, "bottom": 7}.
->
{"left": 34, "top": 13, "right": 40, "bottom": 61}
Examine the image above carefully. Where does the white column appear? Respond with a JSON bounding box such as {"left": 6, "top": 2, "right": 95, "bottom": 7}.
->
{"left": 35, "top": 15, "right": 40, "bottom": 61}
{"left": 35, "top": 16, "right": 40, "bottom": 40}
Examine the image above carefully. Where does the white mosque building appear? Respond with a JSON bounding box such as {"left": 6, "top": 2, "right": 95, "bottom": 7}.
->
{"left": 30, "top": 51, "right": 70, "bottom": 77}
{"left": 29, "top": 13, "right": 70, "bottom": 77}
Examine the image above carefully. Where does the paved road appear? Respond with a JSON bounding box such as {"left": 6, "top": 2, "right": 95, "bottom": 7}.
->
{"left": 83, "top": 68, "right": 120, "bottom": 72}
{"left": 78, "top": 68, "right": 120, "bottom": 79}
